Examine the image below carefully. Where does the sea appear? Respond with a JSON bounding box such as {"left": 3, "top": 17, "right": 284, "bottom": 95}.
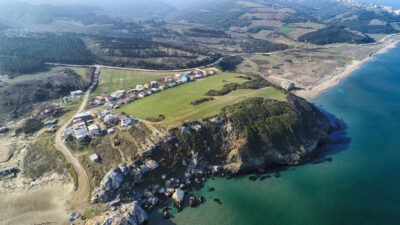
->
{"left": 149, "top": 45, "right": 400, "bottom": 225}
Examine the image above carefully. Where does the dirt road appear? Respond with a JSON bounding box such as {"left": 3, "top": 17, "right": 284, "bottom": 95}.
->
{"left": 54, "top": 66, "right": 100, "bottom": 209}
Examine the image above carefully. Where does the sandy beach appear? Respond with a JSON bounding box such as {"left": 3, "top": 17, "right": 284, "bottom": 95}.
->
{"left": 294, "top": 38, "right": 400, "bottom": 99}
{"left": 0, "top": 124, "right": 74, "bottom": 225}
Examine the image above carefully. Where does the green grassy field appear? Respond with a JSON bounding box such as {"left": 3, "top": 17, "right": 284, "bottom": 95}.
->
{"left": 93, "top": 69, "right": 170, "bottom": 95}
{"left": 367, "top": 33, "right": 388, "bottom": 42}
{"left": 117, "top": 72, "right": 286, "bottom": 128}
{"left": 278, "top": 26, "right": 297, "bottom": 35}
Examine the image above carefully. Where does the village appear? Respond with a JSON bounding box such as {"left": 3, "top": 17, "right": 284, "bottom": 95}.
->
{"left": 60, "top": 69, "right": 217, "bottom": 164}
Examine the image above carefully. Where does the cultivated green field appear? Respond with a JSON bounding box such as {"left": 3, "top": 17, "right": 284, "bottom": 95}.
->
{"left": 93, "top": 69, "right": 169, "bottom": 95}
{"left": 278, "top": 26, "right": 297, "bottom": 35}
{"left": 117, "top": 72, "right": 286, "bottom": 128}
{"left": 367, "top": 34, "right": 388, "bottom": 42}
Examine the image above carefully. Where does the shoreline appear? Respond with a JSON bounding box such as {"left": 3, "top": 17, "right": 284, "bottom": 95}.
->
{"left": 294, "top": 39, "right": 399, "bottom": 100}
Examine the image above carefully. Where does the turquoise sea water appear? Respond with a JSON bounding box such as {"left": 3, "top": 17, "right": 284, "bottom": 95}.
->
{"left": 150, "top": 46, "right": 400, "bottom": 225}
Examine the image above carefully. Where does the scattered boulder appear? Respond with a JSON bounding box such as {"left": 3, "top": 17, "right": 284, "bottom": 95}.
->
{"left": 162, "top": 210, "right": 170, "bottom": 219}
{"left": 0, "top": 127, "right": 8, "bottom": 133}
{"left": 198, "top": 195, "right": 204, "bottom": 203}
{"left": 172, "top": 188, "right": 185, "bottom": 209}
{"left": 189, "top": 196, "right": 197, "bottom": 207}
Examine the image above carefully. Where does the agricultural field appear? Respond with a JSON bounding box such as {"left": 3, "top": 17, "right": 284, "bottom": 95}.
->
{"left": 367, "top": 33, "right": 389, "bottom": 41}
{"left": 117, "top": 72, "right": 286, "bottom": 128}
{"left": 278, "top": 26, "right": 297, "bottom": 35}
{"left": 93, "top": 69, "right": 170, "bottom": 95}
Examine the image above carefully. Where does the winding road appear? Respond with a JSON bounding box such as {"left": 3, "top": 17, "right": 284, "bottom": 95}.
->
{"left": 54, "top": 66, "right": 100, "bottom": 209}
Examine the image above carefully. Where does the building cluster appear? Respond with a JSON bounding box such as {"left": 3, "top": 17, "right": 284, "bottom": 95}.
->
{"left": 90, "top": 70, "right": 216, "bottom": 109}
{"left": 63, "top": 110, "right": 138, "bottom": 142}
{"left": 335, "top": 0, "right": 400, "bottom": 14}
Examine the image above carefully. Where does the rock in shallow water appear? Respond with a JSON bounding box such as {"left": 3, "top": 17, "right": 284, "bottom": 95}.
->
{"left": 172, "top": 188, "right": 185, "bottom": 209}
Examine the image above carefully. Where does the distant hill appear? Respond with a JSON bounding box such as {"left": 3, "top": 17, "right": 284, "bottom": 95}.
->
{"left": 298, "top": 26, "right": 375, "bottom": 45}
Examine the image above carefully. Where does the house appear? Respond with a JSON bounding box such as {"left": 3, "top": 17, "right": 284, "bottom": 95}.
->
{"left": 181, "top": 76, "right": 190, "bottom": 82}
{"left": 113, "top": 90, "right": 125, "bottom": 99}
{"left": 136, "top": 84, "right": 145, "bottom": 91}
{"left": 207, "top": 70, "right": 216, "bottom": 75}
{"left": 0, "top": 167, "right": 14, "bottom": 176}
{"left": 93, "top": 99, "right": 105, "bottom": 106}
{"left": 129, "top": 88, "right": 137, "bottom": 93}
{"left": 150, "top": 81, "right": 158, "bottom": 86}
{"left": 181, "top": 126, "right": 190, "bottom": 134}
{"left": 104, "top": 95, "right": 116, "bottom": 102}
{"left": 73, "top": 121, "right": 90, "bottom": 142}
{"left": 89, "top": 154, "right": 100, "bottom": 163}
{"left": 191, "top": 124, "right": 202, "bottom": 131}
{"left": 146, "top": 90, "right": 153, "bottom": 95}
{"left": 74, "top": 112, "right": 92, "bottom": 121}
{"left": 73, "top": 118, "right": 83, "bottom": 124}
{"left": 64, "top": 128, "right": 74, "bottom": 141}
{"left": 189, "top": 75, "right": 196, "bottom": 80}
{"left": 88, "top": 124, "right": 101, "bottom": 137}
{"left": 71, "top": 90, "right": 83, "bottom": 97}
{"left": 138, "top": 92, "right": 146, "bottom": 98}
{"left": 158, "top": 85, "right": 167, "bottom": 91}
{"left": 168, "top": 83, "right": 177, "bottom": 88}
{"left": 151, "top": 88, "right": 159, "bottom": 93}
{"left": 104, "top": 114, "right": 120, "bottom": 126}
{"left": 144, "top": 83, "right": 151, "bottom": 89}
{"left": 195, "top": 74, "right": 203, "bottom": 79}
{"left": 164, "top": 76, "right": 174, "bottom": 83}
{"left": 121, "top": 116, "right": 137, "bottom": 127}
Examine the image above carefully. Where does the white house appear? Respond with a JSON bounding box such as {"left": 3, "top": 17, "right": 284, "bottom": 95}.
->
{"left": 88, "top": 124, "right": 101, "bottom": 137}
{"left": 104, "top": 114, "right": 119, "bottom": 126}
{"left": 74, "top": 112, "right": 92, "bottom": 121}
{"left": 89, "top": 154, "right": 100, "bottom": 163}
{"left": 121, "top": 116, "right": 137, "bottom": 127}
{"left": 73, "top": 121, "right": 90, "bottom": 142}
{"left": 71, "top": 90, "right": 83, "bottom": 97}
{"left": 136, "top": 84, "right": 145, "bottom": 91}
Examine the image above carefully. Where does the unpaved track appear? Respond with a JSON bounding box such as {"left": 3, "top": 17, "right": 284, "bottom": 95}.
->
{"left": 54, "top": 66, "right": 100, "bottom": 209}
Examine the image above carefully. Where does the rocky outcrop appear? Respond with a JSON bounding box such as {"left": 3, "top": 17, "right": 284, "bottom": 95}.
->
{"left": 91, "top": 168, "right": 124, "bottom": 203}
{"left": 92, "top": 160, "right": 159, "bottom": 203}
{"left": 87, "top": 201, "right": 147, "bottom": 225}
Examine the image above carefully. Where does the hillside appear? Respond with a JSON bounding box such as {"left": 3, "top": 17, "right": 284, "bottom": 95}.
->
{"left": 298, "top": 26, "right": 375, "bottom": 45}
{"left": 0, "top": 68, "right": 91, "bottom": 123}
